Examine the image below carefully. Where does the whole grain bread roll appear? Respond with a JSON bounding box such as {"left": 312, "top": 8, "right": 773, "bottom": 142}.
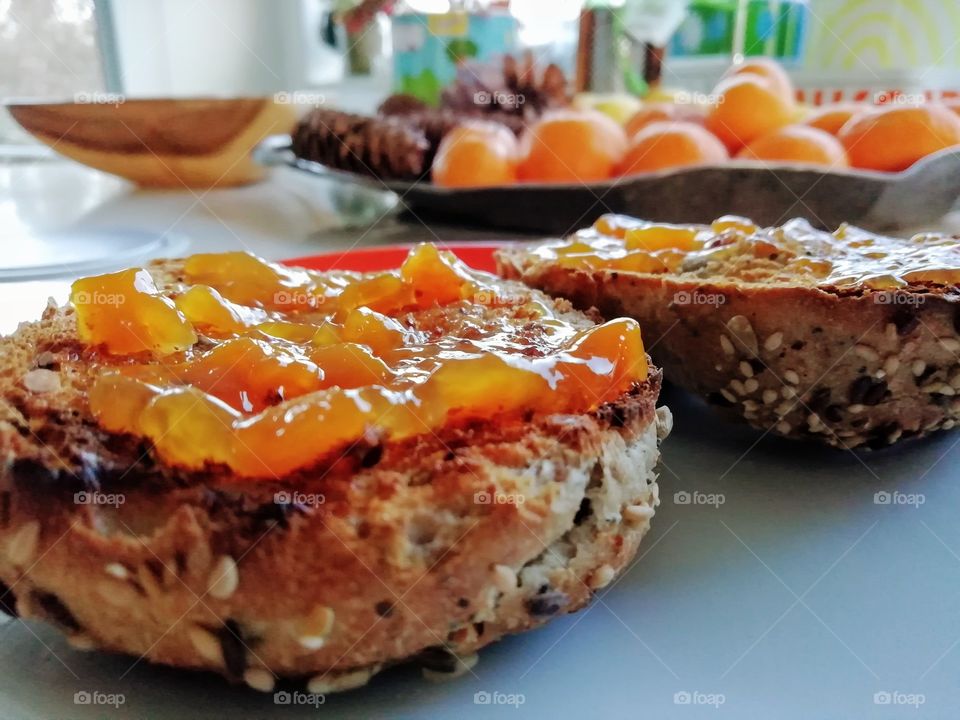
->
{"left": 498, "top": 215, "right": 960, "bottom": 449}
{"left": 0, "top": 257, "right": 670, "bottom": 693}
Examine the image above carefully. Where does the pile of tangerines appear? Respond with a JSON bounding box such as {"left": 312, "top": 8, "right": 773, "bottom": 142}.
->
{"left": 432, "top": 58, "right": 960, "bottom": 188}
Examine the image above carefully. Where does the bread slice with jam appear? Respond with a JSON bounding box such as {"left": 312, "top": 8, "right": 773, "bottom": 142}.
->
{"left": 497, "top": 214, "right": 960, "bottom": 449}
{"left": 0, "top": 244, "right": 669, "bottom": 693}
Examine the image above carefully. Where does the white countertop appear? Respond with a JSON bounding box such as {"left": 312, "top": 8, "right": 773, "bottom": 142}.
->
{"left": 0, "top": 156, "right": 519, "bottom": 334}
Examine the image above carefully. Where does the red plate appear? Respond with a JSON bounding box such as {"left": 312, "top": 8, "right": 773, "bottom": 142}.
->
{"left": 284, "top": 242, "right": 504, "bottom": 274}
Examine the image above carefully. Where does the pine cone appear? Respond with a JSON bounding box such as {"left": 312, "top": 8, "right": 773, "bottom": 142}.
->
{"left": 376, "top": 93, "right": 429, "bottom": 117}
{"left": 502, "top": 51, "right": 570, "bottom": 116}
{"left": 378, "top": 95, "right": 528, "bottom": 133}
{"left": 442, "top": 51, "right": 570, "bottom": 121}
{"left": 402, "top": 108, "right": 526, "bottom": 145}
{"left": 291, "top": 108, "right": 430, "bottom": 181}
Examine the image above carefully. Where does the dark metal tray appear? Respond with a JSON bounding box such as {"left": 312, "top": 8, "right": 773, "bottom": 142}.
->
{"left": 259, "top": 136, "right": 960, "bottom": 235}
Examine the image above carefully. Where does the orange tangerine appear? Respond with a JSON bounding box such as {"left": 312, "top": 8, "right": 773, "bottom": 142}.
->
{"left": 625, "top": 102, "right": 705, "bottom": 139}
{"left": 705, "top": 74, "right": 795, "bottom": 152}
{"left": 518, "top": 111, "right": 627, "bottom": 183}
{"left": 838, "top": 104, "right": 960, "bottom": 172}
{"left": 737, "top": 125, "right": 849, "bottom": 168}
{"left": 802, "top": 103, "right": 862, "bottom": 136}
{"left": 727, "top": 57, "right": 795, "bottom": 102}
{"left": 432, "top": 122, "right": 519, "bottom": 188}
{"left": 617, "top": 121, "right": 728, "bottom": 175}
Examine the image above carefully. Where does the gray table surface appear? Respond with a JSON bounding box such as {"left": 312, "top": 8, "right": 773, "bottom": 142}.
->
{"left": 0, "top": 383, "right": 957, "bottom": 719}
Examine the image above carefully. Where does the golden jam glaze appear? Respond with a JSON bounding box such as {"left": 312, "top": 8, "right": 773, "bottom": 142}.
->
{"left": 71, "top": 244, "right": 648, "bottom": 479}
{"left": 527, "top": 215, "right": 960, "bottom": 290}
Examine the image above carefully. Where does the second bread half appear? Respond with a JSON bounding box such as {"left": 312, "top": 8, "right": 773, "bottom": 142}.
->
{"left": 498, "top": 215, "right": 960, "bottom": 449}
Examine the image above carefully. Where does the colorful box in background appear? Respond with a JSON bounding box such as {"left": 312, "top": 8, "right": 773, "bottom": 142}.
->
{"left": 391, "top": 12, "right": 518, "bottom": 105}
{"left": 663, "top": 0, "right": 960, "bottom": 104}
{"left": 670, "top": 0, "right": 808, "bottom": 61}
{"left": 804, "top": 0, "right": 960, "bottom": 72}
{"left": 668, "top": 0, "right": 960, "bottom": 71}
{"left": 795, "top": 0, "right": 960, "bottom": 104}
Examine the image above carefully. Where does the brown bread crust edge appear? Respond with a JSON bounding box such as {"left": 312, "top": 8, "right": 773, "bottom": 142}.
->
{"left": 498, "top": 246, "right": 960, "bottom": 449}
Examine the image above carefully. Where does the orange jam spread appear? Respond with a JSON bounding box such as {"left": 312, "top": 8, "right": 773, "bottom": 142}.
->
{"left": 529, "top": 215, "right": 960, "bottom": 290}
{"left": 71, "top": 244, "right": 648, "bottom": 479}
{"left": 72, "top": 269, "right": 198, "bottom": 355}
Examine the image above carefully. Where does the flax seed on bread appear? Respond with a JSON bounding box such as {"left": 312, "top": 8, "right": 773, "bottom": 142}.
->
{"left": 497, "top": 214, "right": 960, "bottom": 449}
{"left": 0, "top": 254, "right": 670, "bottom": 692}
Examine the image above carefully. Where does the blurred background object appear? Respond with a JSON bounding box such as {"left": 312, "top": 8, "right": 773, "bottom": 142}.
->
{"left": 1, "top": 0, "right": 960, "bottom": 288}
{"left": 0, "top": 0, "right": 102, "bottom": 97}
{"left": 392, "top": 5, "right": 518, "bottom": 103}
{"left": 669, "top": 0, "right": 808, "bottom": 60}
{"left": 8, "top": 97, "right": 296, "bottom": 187}
{"left": 4, "top": 1, "right": 959, "bottom": 109}
{"left": 0, "top": 0, "right": 102, "bottom": 144}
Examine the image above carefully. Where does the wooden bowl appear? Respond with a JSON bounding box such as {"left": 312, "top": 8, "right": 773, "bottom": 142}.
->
{"left": 7, "top": 97, "right": 296, "bottom": 188}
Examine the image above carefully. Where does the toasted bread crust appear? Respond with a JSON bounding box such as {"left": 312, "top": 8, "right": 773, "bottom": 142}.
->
{"left": 0, "top": 264, "right": 668, "bottom": 692}
{"left": 498, "top": 247, "right": 960, "bottom": 449}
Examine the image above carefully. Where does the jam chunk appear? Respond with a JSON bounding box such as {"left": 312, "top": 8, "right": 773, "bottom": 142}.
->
{"left": 336, "top": 273, "right": 415, "bottom": 316}
{"left": 71, "top": 268, "right": 196, "bottom": 356}
{"left": 593, "top": 214, "right": 650, "bottom": 238}
{"left": 711, "top": 215, "right": 757, "bottom": 235}
{"left": 176, "top": 285, "right": 267, "bottom": 335}
{"left": 121, "top": 337, "right": 324, "bottom": 413}
{"left": 255, "top": 321, "right": 319, "bottom": 343}
{"left": 341, "top": 307, "right": 411, "bottom": 355}
{"left": 624, "top": 224, "right": 700, "bottom": 252}
{"left": 140, "top": 388, "right": 240, "bottom": 468}
{"left": 184, "top": 251, "right": 320, "bottom": 309}
{"left": 175, "top": 338, "right": 323, "bottom": 412}
{"left": 310, "top": 343, "right": 396, "bottom": 388}
{"left": 401, "top": 243, "right": 477, "bottom": 306}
